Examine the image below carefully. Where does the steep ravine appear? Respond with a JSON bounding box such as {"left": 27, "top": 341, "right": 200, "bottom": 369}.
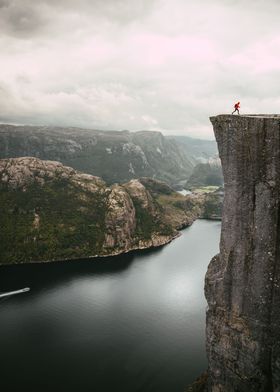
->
{"left": 205, "top": 115, "right": 280, "bottom": 391}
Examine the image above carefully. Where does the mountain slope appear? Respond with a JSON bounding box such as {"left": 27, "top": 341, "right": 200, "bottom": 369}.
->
{"left": 0, "top": 157, "right": 200, "bottom": 264}
{"left": 168, "top": 135, "right": 218, "bottom": 165}
{"left": 0, "top": 124, "right": 193, "bottom": 186}
{"left": 186, "top": 162, "right": 223, "bottom": 189}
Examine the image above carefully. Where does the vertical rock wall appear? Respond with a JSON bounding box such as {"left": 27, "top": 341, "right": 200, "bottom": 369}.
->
{"left": 205, "top": 115, "right": 280, "bottom": 391}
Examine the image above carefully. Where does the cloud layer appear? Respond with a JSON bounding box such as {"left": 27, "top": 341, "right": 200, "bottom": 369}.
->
{"left": 1, "top": 0, "right": 280, "bottom": 138}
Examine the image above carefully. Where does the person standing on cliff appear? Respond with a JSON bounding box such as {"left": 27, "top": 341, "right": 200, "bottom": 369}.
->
{"left": 232, "top": 101, "right": 240, "bottom": 115}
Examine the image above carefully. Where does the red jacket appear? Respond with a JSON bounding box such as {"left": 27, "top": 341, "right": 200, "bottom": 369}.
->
{"left": 234, "top": 102, "right": 240, "bottom": 109}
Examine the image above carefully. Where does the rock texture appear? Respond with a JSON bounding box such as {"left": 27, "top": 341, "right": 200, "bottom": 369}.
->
{"left": 0, "top": 124, "right": 194, "bottom": 186}
{"left": 205, "top": 115, "right": 280, "bottom": 391}
{"left": 0, "top": 157, "right": 201, "bottom": 264}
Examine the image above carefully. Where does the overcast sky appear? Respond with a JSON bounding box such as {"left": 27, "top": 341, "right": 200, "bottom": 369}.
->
{"left": 1, "top": 0, "right": 279, "bottom": 139}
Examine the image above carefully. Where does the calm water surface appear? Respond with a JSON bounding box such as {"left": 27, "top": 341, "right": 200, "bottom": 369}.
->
{"left": 0, "top": 220, "right": 220, "bottom": 392}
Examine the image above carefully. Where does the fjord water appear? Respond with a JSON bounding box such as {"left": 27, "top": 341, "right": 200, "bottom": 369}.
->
{"left": 0, "top": 220, "right": 220, "bottom": 392}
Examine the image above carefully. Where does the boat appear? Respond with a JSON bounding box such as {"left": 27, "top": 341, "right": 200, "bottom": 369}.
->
{"left": 0, "top": 287, "right": 30, "bottom": 299}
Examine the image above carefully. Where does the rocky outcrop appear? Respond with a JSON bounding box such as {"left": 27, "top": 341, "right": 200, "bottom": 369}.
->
{"left": 0, "top": 124, "right": 194, "bottom": 186}
{"left": 103, "top": 185, "right": 136, "bottom": 251}
{"left": 0, "top": 157, "right": 200, "bottom": 264}
{"left": 205, "top": 115, "right": 280, "bottom": 391}
{"left": 0, "top": 156, "right": 105, "bottom": 190}
{"left": 139, "top": 177, "right": 203, "bottom": 228}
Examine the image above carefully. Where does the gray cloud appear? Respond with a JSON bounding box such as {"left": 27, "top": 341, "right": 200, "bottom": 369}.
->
{"left": 0, "top": 0, "right": 279, "bottom": 139}
{"left": 0, "top": 1, "right": 47, "bottom": 37}
{"left": 0, "top": 0, "right": 157, "bottom": 37}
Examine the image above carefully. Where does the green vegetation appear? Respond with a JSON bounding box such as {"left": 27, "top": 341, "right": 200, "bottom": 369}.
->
{"left": 0, "top": 179, "right": 106, "bottom": 264}
{"left": 202, "top": 191, "right": 223, "bottom": 219}
{"left": 151, "top": 191, "right": 202, "bottom": 230}
{"left": 132, "top": 198, "right": 159, "bottom": 239}
{"left": 0, "top": 157, "right": 210, "bottom": 264}
{"left": 186, "top": 162, "right": 223, "bottom": 189}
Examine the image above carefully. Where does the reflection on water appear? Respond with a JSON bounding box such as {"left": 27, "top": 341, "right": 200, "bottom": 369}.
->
{"left": 0, "top": 220, "right": 220, "bottom": 392}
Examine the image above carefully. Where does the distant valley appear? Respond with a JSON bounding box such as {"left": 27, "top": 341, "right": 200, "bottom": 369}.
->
{"left": 167, "top": 135, "right": 218, "bottom": 165}
{"left": 0, "top": 124, "right": 219, "bottom": 188}
{"left": 0, "top": 125, "right": 222, "bottom": 265}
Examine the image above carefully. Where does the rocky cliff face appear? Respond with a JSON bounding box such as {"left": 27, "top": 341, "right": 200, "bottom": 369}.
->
{"left": 205, "top": 115, "right": 280, "bottom": 391}
{"left": 0, "top": 157, "right": 200, "bottom": 264}
{"left": 0, "top": 124, "right": 193, "bottom": 186}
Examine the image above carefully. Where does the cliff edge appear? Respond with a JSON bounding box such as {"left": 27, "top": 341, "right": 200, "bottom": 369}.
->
{"left": 205, "top": 115, "right": 280, "bottom": 391}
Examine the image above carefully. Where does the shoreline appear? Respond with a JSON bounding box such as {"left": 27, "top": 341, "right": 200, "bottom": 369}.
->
{"left": 0, "top": 218, "right": 219, "bottom": 267}
{"left": 0, "top": 231, "right": 180, "bottom": 267}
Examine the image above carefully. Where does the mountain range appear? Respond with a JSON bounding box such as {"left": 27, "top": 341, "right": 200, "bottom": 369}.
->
{"left": 0, "top": 124, "right": 218, "bottom": 187}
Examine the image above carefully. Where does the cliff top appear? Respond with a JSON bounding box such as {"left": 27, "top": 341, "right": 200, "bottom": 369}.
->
{"left": 0, "top": 157, "right": 105, "bottom": 190}
{"left": 210, "top": 114, "right": 280, "bottom": 120}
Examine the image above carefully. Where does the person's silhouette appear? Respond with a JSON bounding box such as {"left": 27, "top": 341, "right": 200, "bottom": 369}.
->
{"left": 232, "top": 101, "right": 240, "bottom": 115}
